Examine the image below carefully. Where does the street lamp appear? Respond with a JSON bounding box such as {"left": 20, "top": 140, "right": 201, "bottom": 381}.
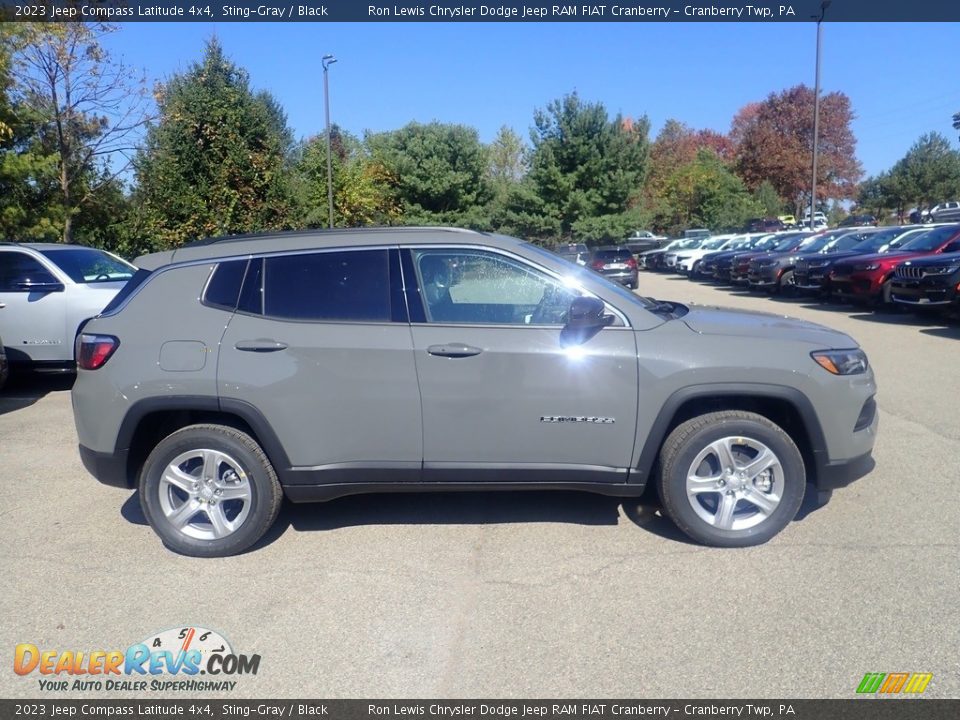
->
{"left": 809, "top": 1, "right": 830, "bottom": 229}
{"left": 322, "top": 53, "right": 338, "bottom": 229}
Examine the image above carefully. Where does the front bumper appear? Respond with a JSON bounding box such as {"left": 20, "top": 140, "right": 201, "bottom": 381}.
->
{"left": 79, "top": 444, "right": 132, "bottom": 489}
{"left": 891, "top": 278, "right": 959, "bottom": 306}
{"left": 747, "top": 267, "right": 779, "bottom": 287}
{"left": 829, "top": 273, "right": 881, "bottom": 300}
{"left": 816, "top": 451, "right": 876, "bottom": 489}
{"left": 794, "top": 268, "right": 830, "bottom": 291}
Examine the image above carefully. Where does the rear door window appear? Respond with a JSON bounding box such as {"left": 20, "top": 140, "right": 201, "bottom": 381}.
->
{"left": 261, "top": 250, "right": 391, "bottom": 322}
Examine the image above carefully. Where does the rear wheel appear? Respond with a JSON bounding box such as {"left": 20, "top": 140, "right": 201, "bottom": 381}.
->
{"left": 656, "top": 411, "right": 806, "bottom": 547}
{"left": 139, "top": 424, "right": 283, "bottom": 557}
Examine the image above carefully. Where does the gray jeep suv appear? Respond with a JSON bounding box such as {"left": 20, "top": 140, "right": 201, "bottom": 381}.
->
{"left": 72, "top": 228, "right": 878, "bottom": 557}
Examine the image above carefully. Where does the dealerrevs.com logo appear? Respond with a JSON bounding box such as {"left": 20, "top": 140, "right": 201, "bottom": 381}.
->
{"left": 14, "top": 626, "right": 259, "bottom": 692}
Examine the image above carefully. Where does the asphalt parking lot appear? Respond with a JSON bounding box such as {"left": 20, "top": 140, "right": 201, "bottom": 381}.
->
{"left": 1, "top": 273, "right": 957, "bottom": 700}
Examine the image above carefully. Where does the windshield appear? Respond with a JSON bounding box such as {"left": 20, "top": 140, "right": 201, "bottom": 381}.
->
{"left": 752, "top": 236, "right": 780, "bottom": 250}
{"left": 900, "top": 225, "right": 960, "bottom": 252}
{"left": 38, "top": 248, "right": 135, "bottom": 284}
{"left": 525, "top": 243, "right": 654, "bottom": 310}
{"left": 773, "top": 234, "right": 807, "bottom": 251}
{"left": 796, "top": 235, "right": 832, "bottom": 253}
{"left": 701, "top": 237, "right": 728, "bottom": 250}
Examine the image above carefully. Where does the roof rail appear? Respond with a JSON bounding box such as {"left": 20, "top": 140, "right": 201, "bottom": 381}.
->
{"left": 180, "top": 226, "right": 485, "bottom": 249}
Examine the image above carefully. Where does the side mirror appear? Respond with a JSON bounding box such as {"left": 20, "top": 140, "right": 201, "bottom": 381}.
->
{"left": 561, "top": 296, "right": 614, "bottom": 347}
{"left": 16, "top": 280, "right": 65, "bottom": 293}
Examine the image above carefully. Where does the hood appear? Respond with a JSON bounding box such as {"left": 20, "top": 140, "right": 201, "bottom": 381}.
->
{"left": 682, "top": 305, "right": 857, "bottom": 348}
{"left": 799, "top": 249, "right": 864, "bottom": 263}
{"left": 899, "top": 251, "right": 960, "bottom": 267}
{"left": 833, "top": 250, "right": 912, "bottom": 266}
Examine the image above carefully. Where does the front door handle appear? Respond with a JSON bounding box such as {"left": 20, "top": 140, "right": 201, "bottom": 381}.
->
{"left": 427, "top": 343, "right": 483, "bottom": 358}
{"left": 0, "top": 303, "right": 5, "bottom": 309}
{"left": 235, "top": 339, "right": 288, "bottom": 353}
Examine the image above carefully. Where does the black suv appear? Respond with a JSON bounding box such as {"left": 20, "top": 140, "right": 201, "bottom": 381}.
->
{"left": 589, "top": 246, "right": 638, "bottom": 289}
{"left": 890, "top": 252, "right": 960, "bottom": 312}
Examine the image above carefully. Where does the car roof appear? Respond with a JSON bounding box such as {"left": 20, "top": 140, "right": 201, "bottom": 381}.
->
{"left": 133, "top": 227, "right": 513, "bottom": 271}
{"left": 0, "top": 242, "right": 103, "bottom": 251}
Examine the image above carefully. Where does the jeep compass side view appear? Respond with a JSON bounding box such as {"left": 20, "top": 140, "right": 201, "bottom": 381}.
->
{"left": 72, "top": 228, "right": 878, "bottom": 557}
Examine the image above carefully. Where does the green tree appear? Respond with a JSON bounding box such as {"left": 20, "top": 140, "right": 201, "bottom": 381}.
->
{"left": 661, "top": 150, "right": 762, "bottom": 233}
{"left": 292, "top": 127, "right": 399, "bottom": 228}
{"left": 11, "top": 23, "right": 151, "bottom": 243}
{"left": 527, "top": 92, "right": 650, "bottom": 241}
{"left": 0, "top": 26, "right": 61, "bottom": 240}
{"left": 366, "top": 121, "right": 490, "bottom": 226}
{"left": 487, "top": 125, "right": 527, "bottom": 192}
{"left": 130, "top": 38, "right": 295, "bottom": 253}
{"left": 894, "top": 132, "right": 960, "bottom": 212}
{"left": 753, "top": 180, "right": 784, "bottom": 217}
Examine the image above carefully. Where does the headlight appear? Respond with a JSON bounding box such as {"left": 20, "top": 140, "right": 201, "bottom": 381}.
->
{"left": 811, "top": 349, "right": 869, "bottom": 375}
{"left": 852, "top": 263, "right": 880, "bottom": 271}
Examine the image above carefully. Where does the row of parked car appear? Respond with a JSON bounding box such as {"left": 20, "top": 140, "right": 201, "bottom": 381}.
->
{"left": 631, "top": 223, "right": 960, "bottom": 314}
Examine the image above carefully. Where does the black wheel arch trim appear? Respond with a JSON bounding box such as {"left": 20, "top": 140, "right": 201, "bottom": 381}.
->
{"left": 114, "top": 395, "right": 294, "bottom": 483}
{"left": 631, "top": 383, "right": 829, "bottom": 487}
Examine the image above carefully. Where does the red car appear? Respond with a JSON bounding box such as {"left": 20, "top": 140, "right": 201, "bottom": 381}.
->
{"left": 828, "top": 224, "right": 960, "bottom": 305}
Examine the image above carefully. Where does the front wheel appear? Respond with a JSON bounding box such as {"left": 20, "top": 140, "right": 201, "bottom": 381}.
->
{"left": 656, "top": 411, "right": 806, "bottom": 547}
{"left": 139, "top": 424, "right": 283, "bottom": 557}
{"left": 776, "top": 270, "right": 796, "bottom": 296}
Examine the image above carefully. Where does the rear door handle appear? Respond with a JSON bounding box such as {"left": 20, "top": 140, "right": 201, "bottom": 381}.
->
{"left": 0, "top": 303, "right": 5, "bottom": 309}
{"left": 235, "top": 339, "right": 288, "bottom": 353}
{"left": 427, "top": 343, "right": 483, "bottom": 358}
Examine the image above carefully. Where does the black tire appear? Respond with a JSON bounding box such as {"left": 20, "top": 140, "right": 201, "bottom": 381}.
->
{"left": 139, "top": 424, "right": 283, "bottom": 557}
{"left": 875, "top": 278, "right": 897, "bottom": 312}
{"left": 655, "top": 411, "right": 806, "bottom": 548}
{"left": 777, "top": 270, "right": 796, "bottom": 296}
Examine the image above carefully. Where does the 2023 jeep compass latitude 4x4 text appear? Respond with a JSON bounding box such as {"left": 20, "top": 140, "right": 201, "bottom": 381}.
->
{"left": 72, "top": 228, "right": 878, "bottom": 557}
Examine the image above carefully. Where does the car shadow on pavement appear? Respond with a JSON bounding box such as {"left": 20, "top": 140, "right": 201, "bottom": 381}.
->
{"left": 920, "top": 325, "right": 960, "bottom": 339}
{"left": 0, "top": 373, "right": 74, "bottom": 416}
{"left": 121, "top": 482, "right": 831, "bottom": 554}
{"left": 846, "top": 310, "right": 956, "bottom": 330}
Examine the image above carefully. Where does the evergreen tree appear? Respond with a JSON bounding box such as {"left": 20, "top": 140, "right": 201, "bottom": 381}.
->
{"left": 131, "top": 38, "right": 295, "bottom": 252}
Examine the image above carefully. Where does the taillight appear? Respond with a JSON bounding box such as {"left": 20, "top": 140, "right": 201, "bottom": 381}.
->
{"left": 591, "top": 259, "right": 605, "bottom": 270}
{"left": 76, "top": 334, "right": 120, "bottom": 370}
{"left": 625, "top": 257, "right": 637, "bottom": 269}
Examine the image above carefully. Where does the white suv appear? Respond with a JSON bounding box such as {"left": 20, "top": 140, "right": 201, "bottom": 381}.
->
{"left": 0, "top": 243, "right": 135, "bottom": 374}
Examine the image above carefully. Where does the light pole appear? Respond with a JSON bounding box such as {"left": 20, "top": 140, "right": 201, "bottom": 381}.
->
{"left": 809, "top": 1, "right": 830, "bottom": 229}
{"left": 322, "top": 53, "right": 338, "bottom": 229}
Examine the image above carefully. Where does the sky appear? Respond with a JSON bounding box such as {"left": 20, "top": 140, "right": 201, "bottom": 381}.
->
{"left": 101, "top": 21, "right": 960, "bottom": 179}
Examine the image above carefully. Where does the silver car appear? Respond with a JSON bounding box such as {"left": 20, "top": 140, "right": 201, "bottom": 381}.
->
{"left": 71, "top": 228, "right": 878, "bottom": 557}
{"left": 0, "top": 243, "right": 135, "bottom": 373}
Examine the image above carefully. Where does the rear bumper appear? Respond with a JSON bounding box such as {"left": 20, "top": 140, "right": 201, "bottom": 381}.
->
{"left": 600, "top": 270, "right": 638, "bottom": 285}
{"left": 79, "top": 444, "right": 132, "bottom": 489}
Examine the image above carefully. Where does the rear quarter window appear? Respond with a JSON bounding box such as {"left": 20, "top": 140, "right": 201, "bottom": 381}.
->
{"left": 203, "top": 259, "right": 249, "bottom": 311}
